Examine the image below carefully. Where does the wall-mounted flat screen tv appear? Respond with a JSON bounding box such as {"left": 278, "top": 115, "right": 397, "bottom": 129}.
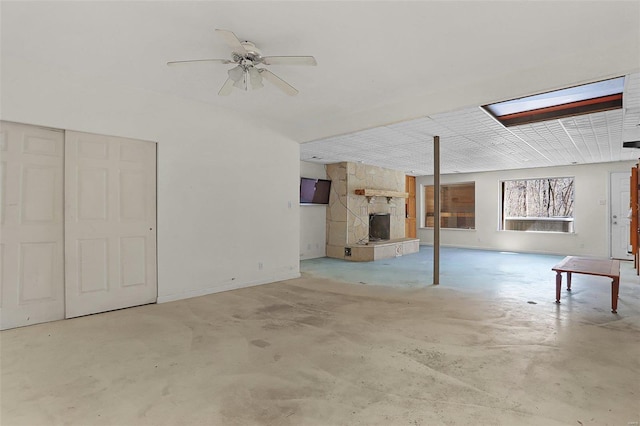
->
{"left": 300, "top": 177, "right": 332, "bottom": 205}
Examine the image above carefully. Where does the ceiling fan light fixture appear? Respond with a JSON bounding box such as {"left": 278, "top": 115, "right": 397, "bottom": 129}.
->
{"left": 249, "top": 67, "right": 263, "bottom": 89}
{"left": 228, "top": 65, "right": 244, "bottom": 81}
{"left": 168, "top": 29, "right": 316, "bottom": 96}
{"left": 232, "top": 75, "right": 247, "bottom": 90}
{"left": 228, "top": 66, "right": 248, "bottom": 90}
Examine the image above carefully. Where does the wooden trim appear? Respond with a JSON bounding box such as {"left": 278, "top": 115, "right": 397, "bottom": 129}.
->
{"left": 405, "top": 175, "right": 417, "bottom": 239}
{"left": 631, "top": 166, "right": 638, "bottom": 263}
{"left": 630, "top": 163, "right": 640, "bottom": 276}
{"left": 496, "top": 94, "right": 622, "bottom": 127}
{"left": 354, "top": 189, "right": 409, "bottom": 198}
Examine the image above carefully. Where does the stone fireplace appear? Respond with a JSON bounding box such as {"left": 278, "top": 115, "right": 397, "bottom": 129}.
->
{"left": 325, "top": 162, "right": 419, "bottom": 261}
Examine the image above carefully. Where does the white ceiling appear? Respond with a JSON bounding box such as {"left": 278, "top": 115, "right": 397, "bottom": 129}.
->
{"left": 2, "top": 1, "right": 640, "bottom": 175}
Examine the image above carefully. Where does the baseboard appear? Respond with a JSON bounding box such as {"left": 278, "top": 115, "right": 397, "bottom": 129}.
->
{"left": 156, "top": 271, "right": 301, "bottom": 304}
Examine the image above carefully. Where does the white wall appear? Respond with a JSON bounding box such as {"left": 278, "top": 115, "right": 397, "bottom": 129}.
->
{"left": 2, "top": 56, "right": 301, "bottom": 303}
{"left": 299, "top": 161, "right": 327, "bottom": 260}
{"left": 417, "top": 161, "right": 635, "bottom": 257}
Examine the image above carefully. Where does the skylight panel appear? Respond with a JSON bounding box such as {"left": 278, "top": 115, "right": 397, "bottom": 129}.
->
{"left": 484, "top": 77, "right": 624, "bottom": 127}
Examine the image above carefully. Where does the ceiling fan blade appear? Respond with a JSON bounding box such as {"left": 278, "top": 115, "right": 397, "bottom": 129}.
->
{"left": 260, "top": 69, "right": 298, "bottom": 96}
{"left": 218, "top": 78, "right": 235, "bottom": 96}
{"left": 167, "top": 59, "right": 233, "bottom": 66}
{"left": 215, "top": 29, "right": 248, "bottom": 54}
{"left": 261, "top": 56, "right": 317, "bottom": 66}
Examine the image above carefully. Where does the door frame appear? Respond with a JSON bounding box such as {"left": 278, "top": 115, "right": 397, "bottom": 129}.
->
{"left": 609, "top": 171, "right": 633, "bottom": 260}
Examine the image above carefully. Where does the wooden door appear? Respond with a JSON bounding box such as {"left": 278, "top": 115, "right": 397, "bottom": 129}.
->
{"left": 64, "top": 131, "right": 157, "bottom": 318}
{"left": 0, "top": 121, "right": 65, "bottom": 329}
{"left": 405, "top": 176, "right": 416, "bottom": 238}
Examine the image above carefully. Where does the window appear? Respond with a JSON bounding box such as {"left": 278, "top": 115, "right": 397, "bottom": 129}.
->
{"left": 425, "top": 182, "right": 475, "bottom": 229}
{"left": 483, "top": 76, "right": 624, "bottom": 127}
{"left": 501, "top": 177, "right": 574, "bottom": 233}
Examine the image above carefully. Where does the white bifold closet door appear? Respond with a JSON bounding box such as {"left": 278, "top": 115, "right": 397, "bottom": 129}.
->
{"left": 1, "top": 122, "right": 157, "bottom": 329}
{"left": 0, "top": 122, "right": 65, "bottom": 329}
{"left": 64, "top": 131, "right": 157, "bottom": 318}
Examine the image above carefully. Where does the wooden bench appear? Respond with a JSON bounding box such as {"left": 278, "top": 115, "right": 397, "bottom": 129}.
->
{"left": 552, "top": 256, "right": 621, "bottom": 313}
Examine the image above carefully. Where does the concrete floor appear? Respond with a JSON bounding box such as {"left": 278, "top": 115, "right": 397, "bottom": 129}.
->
{"left": 1, "top": 247, "right": 639, "bottom": 425}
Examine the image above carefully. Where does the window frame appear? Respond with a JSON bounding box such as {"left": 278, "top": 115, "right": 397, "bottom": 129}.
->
{"left": 483, "top": 77, "right": 624, "bottom": 127}
{"left": 500, "top": 176, "right": 575, "bottom": 233}
{"left": 423, "top": 181, "right": 476, "bottom": 230}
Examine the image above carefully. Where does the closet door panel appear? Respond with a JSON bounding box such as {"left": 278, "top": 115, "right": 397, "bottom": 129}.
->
{"left": 65, "top": 131, "right": 156, "bottom": 318}
{"left": 0, "top": 121, "right": 65, "bottom": 330}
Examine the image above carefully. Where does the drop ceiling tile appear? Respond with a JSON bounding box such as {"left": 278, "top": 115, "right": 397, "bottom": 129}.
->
{"left": 301, "top": 72, "right": 640, "bottom": 174}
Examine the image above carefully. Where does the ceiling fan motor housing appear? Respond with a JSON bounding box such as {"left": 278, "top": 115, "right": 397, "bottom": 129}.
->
{"left": 232, "top": 41, "right": 262, "bottom": 64}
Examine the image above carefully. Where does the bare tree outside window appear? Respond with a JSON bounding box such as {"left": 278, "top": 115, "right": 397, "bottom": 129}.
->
{"left": 502, "top": 177, "right": 574, "bottom": 232}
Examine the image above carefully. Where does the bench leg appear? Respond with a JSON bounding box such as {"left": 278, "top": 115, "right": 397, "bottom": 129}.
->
{"left": 567, "top": 272, "right": 572, "bottom": 291}
{"left": 555, "top": 272, "right": 562, "bottom": 304}
{"left": 612, "top": 278, "right": 619, "bottom": 314}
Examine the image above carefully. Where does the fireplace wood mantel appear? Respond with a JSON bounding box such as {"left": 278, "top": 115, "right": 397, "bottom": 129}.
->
{"left": 354, "top": 189, "right": 409, "bottom": 199}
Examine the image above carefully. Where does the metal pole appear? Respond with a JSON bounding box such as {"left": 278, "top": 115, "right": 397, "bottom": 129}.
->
{"left": 433, "top": 135, "right": 440, "bottom": 285}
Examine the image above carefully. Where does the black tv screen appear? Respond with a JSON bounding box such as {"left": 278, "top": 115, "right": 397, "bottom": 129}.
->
{"left": 300, "top": 177, "right": 331, "bottom": 204}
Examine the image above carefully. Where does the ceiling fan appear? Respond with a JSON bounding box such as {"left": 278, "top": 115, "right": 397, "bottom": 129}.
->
{"left": 167, "top": 29, "right": 317, "bottom": 96}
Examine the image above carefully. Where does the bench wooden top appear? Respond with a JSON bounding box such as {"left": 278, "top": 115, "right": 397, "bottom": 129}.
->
{"left": 552, "top": 256, "right": 620, "bottom": 278}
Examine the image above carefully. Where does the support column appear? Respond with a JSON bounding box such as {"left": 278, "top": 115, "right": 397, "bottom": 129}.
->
{"left": 433, "top": 135, "right": 440, "bottom": 285}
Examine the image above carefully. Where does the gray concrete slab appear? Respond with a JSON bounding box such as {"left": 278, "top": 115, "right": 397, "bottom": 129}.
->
{"left": 1, "top": 247, "right": 639, "bottom": 425}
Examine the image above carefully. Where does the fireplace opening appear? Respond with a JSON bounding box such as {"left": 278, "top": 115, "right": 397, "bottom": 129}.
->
{"left": 369, "top": 213, "right": 391, "bottom": 241}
